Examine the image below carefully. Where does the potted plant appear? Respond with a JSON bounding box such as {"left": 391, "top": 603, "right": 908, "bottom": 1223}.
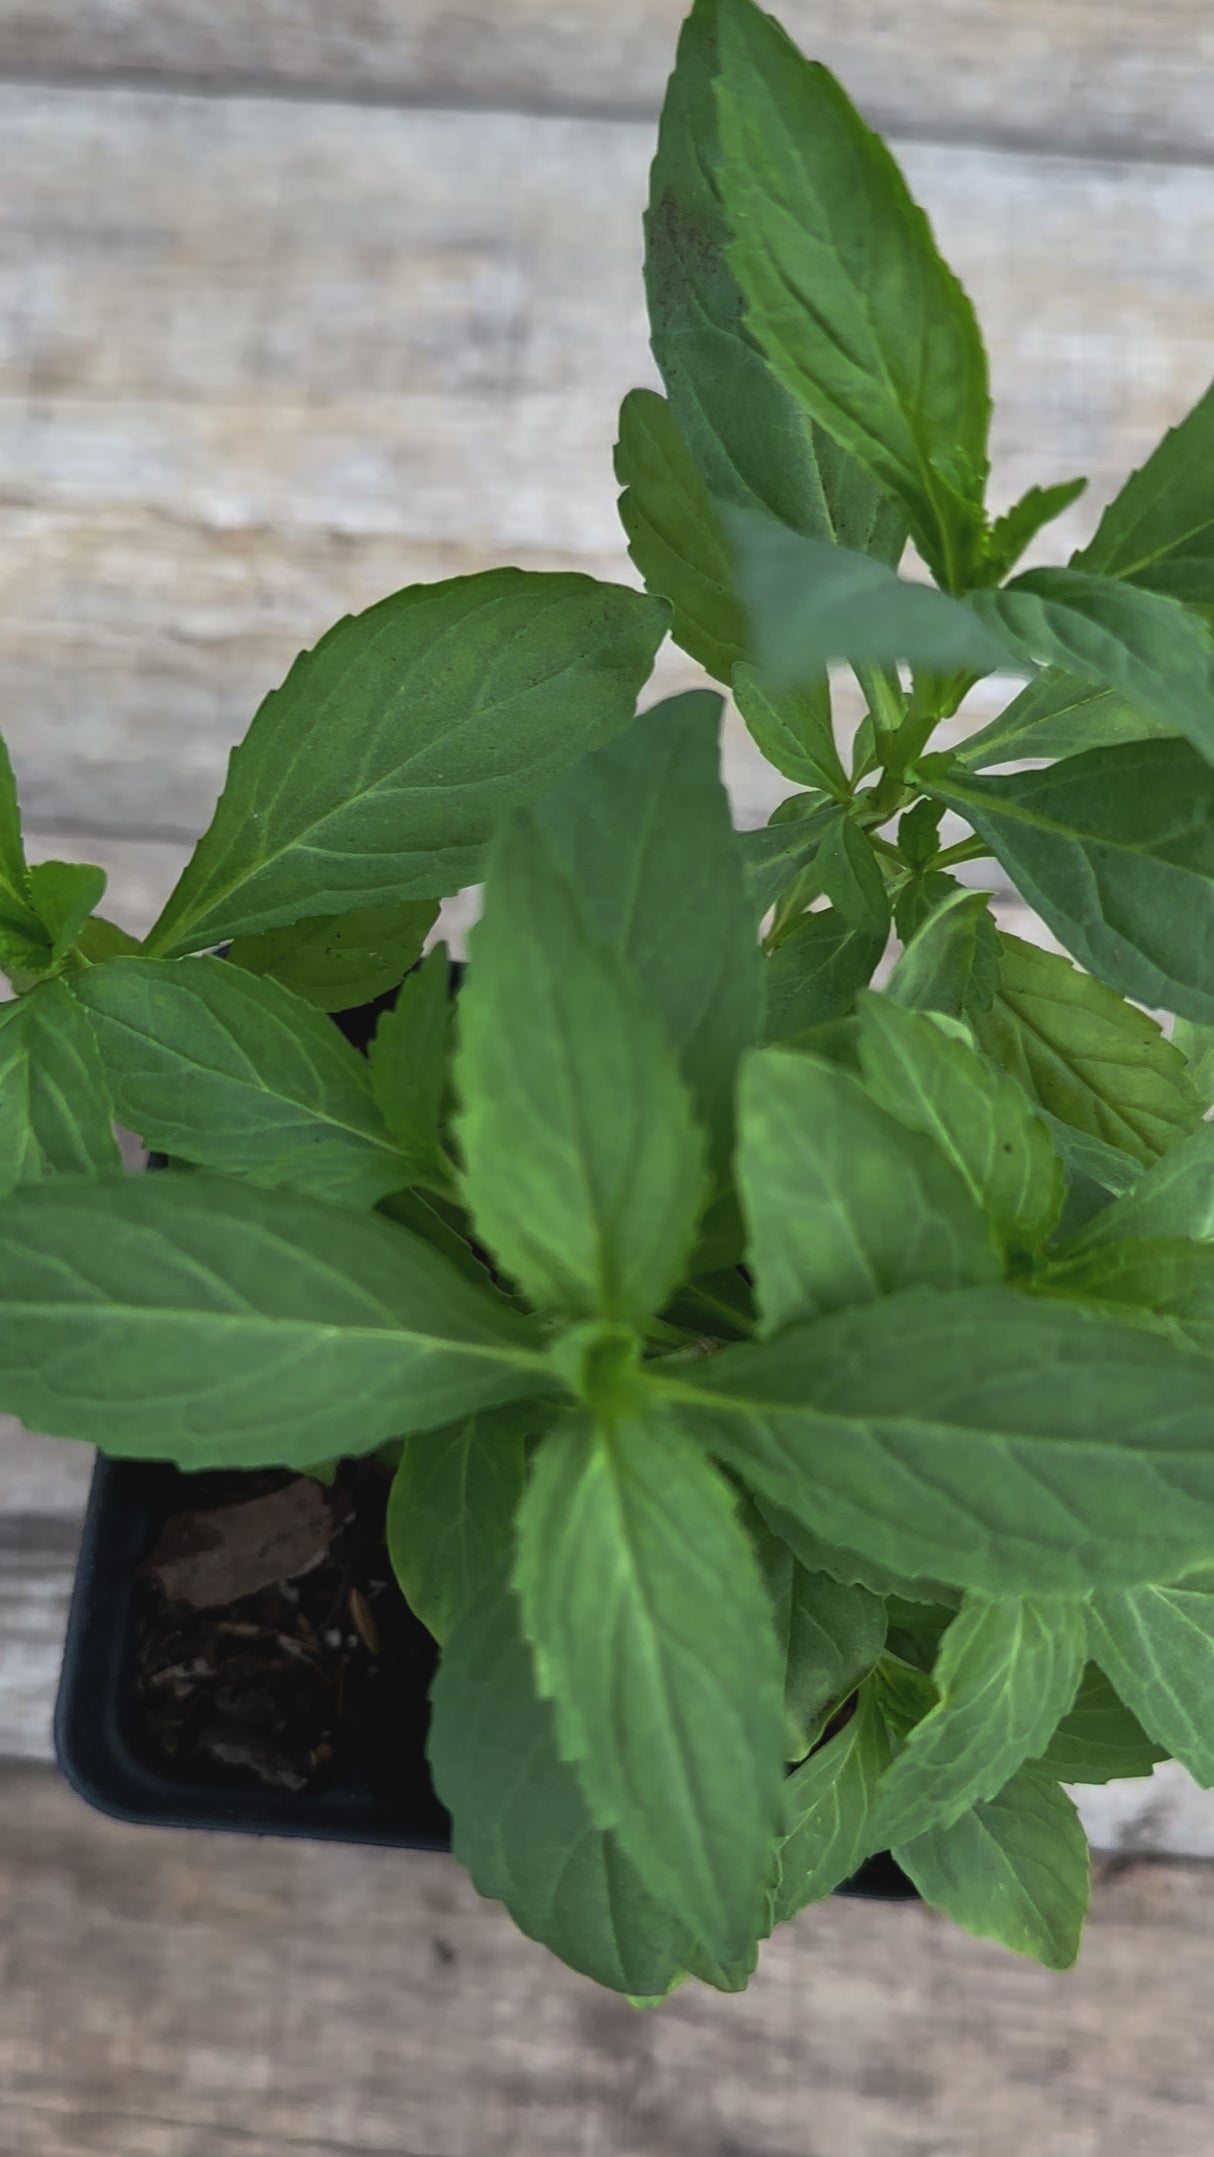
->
{"left": 5, "top": 0, "right": 1214, "bottom": 1997}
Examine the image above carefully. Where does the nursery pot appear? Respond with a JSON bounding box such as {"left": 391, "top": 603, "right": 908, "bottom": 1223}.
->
{"left": 55, "top": 1448, "right": 450, "bottom": 1848}
{"left": 55, "top": 1455, "right": 915, "bottom": 1896}
{"left": 53, "top": 977, "right": 916, "bottom": 1899}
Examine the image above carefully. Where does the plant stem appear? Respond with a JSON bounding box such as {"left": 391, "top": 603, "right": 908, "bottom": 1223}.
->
{"left": 934, "top": 836, "right": 988, "bottom": 870}
{"left": 854, "top": 664, "right": 907, "bottom": 740}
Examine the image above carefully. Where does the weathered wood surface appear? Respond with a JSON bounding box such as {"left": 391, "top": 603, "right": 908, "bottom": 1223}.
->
{"left": 0, "top": 1506, "right": 85, "bottom": 1760}
{"left": 2, "top": 1762, "right": 1214, "bottom": 2157}
{"left": 6, "top": 89, "right": 1214, "bottom": 836}
{"left": 5, "top": 0, "right": 1214, "bottom": 1894}
{"left": 4, "top": 1, "right": 1214, "bottom": 166}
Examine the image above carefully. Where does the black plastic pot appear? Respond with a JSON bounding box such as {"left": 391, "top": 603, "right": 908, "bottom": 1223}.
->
{"left": 55, "top": 1451, "right": 451, "bottom": 1848}
{"left": 56, "top": 1454, "right": 916, "bottom": 1897}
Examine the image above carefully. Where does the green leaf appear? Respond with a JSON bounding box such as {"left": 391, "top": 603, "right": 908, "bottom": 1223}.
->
{"left": 1041, "top": 1117, "right": 1142, "bottom": 1203}
{"left": 1072, "top": 375, "right": 1214, "bottom": 606}
{"left": 226, "top": 899, "right": 437, "bottom": 1013}
{"left": 0, "top": 979, "right": 119, "bottom": 1191}
{"left": 714, "top": 0, "right": 989, "bottom": 587}
{"left": 1086, "top": 1575, "right": 1214, "bottom": 1785}
{"left": 870, "top": 1596, "right": 1086, "bottom": 1846}
{"left": 0, "top": 1174, "right": 547, "bottom": 1466}
{"left": 645, "top": 0, "right": 900, "bottom": 554}
{"left": 894, "top": 1768, "right": 1089, "bottom": 1969}
{"left": 966, "top": 933, "right": 1200, "bottom": 1170}
{"left": 883, "top": 1599, "right": 961, "bottom": 1672}
{"left": 615, "top": 389, "right": 746, "bottom": 683}
{"left": 762, "top": 907, "right": 885, "bottom": 1044}
{"left": 958, "top": 671, "right": 1177, "bottom": 772}
{"left": 816, "top": 815, "right": 890, "bottom": 940}
{"left": 731, "top": 664, "right": 846, "bottom": 797}
{"left": 729, "top": 516, "right": 1014, "bottom": 688}
{"left": 856, "top": 995, "right": 1063, "bottom": 1255}
{"left": 897, "top": 799, "right": 945, "bottom": 874}
{"left": 873, "top": 1654, "right": 938, "bottom": 1740}
{"left": 387, "top": 1406, "right": 529, "bottom": 1644}
{"left": 75, "top": 916, "right": 140, "bottom": 965}
{"left": 1043, "top": 1241, "right": 1214, "bottom": 1385}
{"left": 1061, "top": 1122, "right": 1214, "bottom": 1253}
{"left": 737, "top": 1047, "right": 999, "bottom": 1332}
{"left": 1173, "top": 1017, "right": 1214, "bottom": 1111}
{"left": 892, "top": 867, "right": 957, "bottom": 947}
{"left": 885, "top": 886, "right": 999, "bottom": 1020}
{"left": 1033, "top": 1663, "right": 1167, "bottom": 1784}
{"left": 0, "top": 922, "right": 56, "bottom": 985}
{"left": 0, "top": 737, "right": 42, "bottom": 945}
{"left": 378, "top": 1185, "right": 495, "bottom": 1291}
{"left": 979, "top": 477, "right": 1089, "bottom": 585}
{"left": 145, "top": 571, "right": 667, "bottom": 956}
{"left": 26, "top": 861, "right": 108, "bottom": 968}
{"left": 969, "top": 567, "right": 1214, "bottom": 763}
{"left": 928, "top": 741, "right": 1214, "bottom": 1023}
{"left": 738, "top": 797, "right": 835, "bottom": 920}
{"left": 428, "top": 1565, "right": 691, "bottom": 1997}
{"left": 514, "top": 1405, "right": 785, "bottom": 1965}
{"left": 456, "top": 808, "right": 708, "bottom": 1325}
{"left": 368, "top": 947, "right": 454, "bottom": 1188}
{"left": 652, "top": 1284, "right": 1214, "bottom": 1592}
{"left": 532, "top": 694, "right": 761, "bottom": 1161}
{"left": 746, "top": 1506, "right": 886, "bottom": 1759}
{"left": 1052, "top": 1175, "right": 1127, "bottom": 1246}
{"left": 73, "top": 956, "right": 410, "bottom": 1208}
{"left": 754, "top": 1497, "right": 960, "bottom": 1609}
{"left": 775, "top": 1685, "right": 894, "bottom": 1921}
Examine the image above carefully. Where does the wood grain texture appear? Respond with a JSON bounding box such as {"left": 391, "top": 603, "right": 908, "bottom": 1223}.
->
{"left": 0, "top": 1431, "right": 92, "bottom": 1763}
{"left": 3, "top": 1, "right": 1214, "bottom": 165}
{"left": 6, "top": 90, "right": 1214, "bottom": 838}
{"left": 1, "top": 1763, "right": 1213, "bottom": 2157}
{"left": 0, "top": 1512, "right": 81, "bottom": 1763}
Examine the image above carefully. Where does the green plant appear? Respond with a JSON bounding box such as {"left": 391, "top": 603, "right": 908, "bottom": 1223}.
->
{"left": 6, "top": 0, "right": 1214, "bottom": 1993}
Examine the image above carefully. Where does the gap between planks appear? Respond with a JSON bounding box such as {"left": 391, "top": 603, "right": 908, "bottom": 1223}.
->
{"left": 3, "top": 2, "right": 1214, "bottom": 167}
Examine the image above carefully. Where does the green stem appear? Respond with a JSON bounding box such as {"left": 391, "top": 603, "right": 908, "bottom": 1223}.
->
{"left": 934, "top": 836, "right": 988, "bottom": 870}
{"left": 854, "top": 664, "right": 907, "bottom": 740}
{"left": 863, "top": 831, "right": 904, "bottom": 865}
{"left": 858, "top": 772, "right": 916, "bottom": 826}
{"left": 645, "top": 1317, "right": 693, "bottom": 1351}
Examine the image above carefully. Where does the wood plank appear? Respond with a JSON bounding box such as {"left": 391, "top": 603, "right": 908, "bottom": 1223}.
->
{"left": 0, "top": 1430, "right": 93, "bottom": 1765}
{"left": 1, "top": 1427, "right": 95, "bottom": 1514}
{"left": 2, "top": 1762, "right": 1214, "bottom": 2157}
{"left": 3, "top": 2, "right": 1214, "bottom": 166}
{"left": 6, "top": 89, "right": 1214, "bottom": 839}
{"left": 0, "top": 1510, "right": 81, "bottom": 1763}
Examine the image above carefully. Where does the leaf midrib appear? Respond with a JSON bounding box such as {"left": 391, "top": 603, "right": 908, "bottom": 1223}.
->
{"left": 149, "top": 591, "right": 620, "bottom": 952}
{"left": 5, "top": 1291, "right": 546, "bottom": 1368}
{"left": 937, "top": 771, "right": 1214, "bottom": 863}
{"left": 645, "top": 1363, "right": 1214, "bottom": 1463}
{"left": 89, "top": 1004, "right": 403, "bottom": 1165}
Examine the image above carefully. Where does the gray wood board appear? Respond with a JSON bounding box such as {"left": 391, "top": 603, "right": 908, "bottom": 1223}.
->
{"left": 3, "top": 1, "right": 1214, "bottom": 165}
{"left": 5, "top": 89, "right": 1214, "bottom": 838}
{"left": 2, "top": 1762, "right": 1214, "bottom": 2157}
{"left": 0, "top": 1431, "right": 92, "bottom": 1764}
